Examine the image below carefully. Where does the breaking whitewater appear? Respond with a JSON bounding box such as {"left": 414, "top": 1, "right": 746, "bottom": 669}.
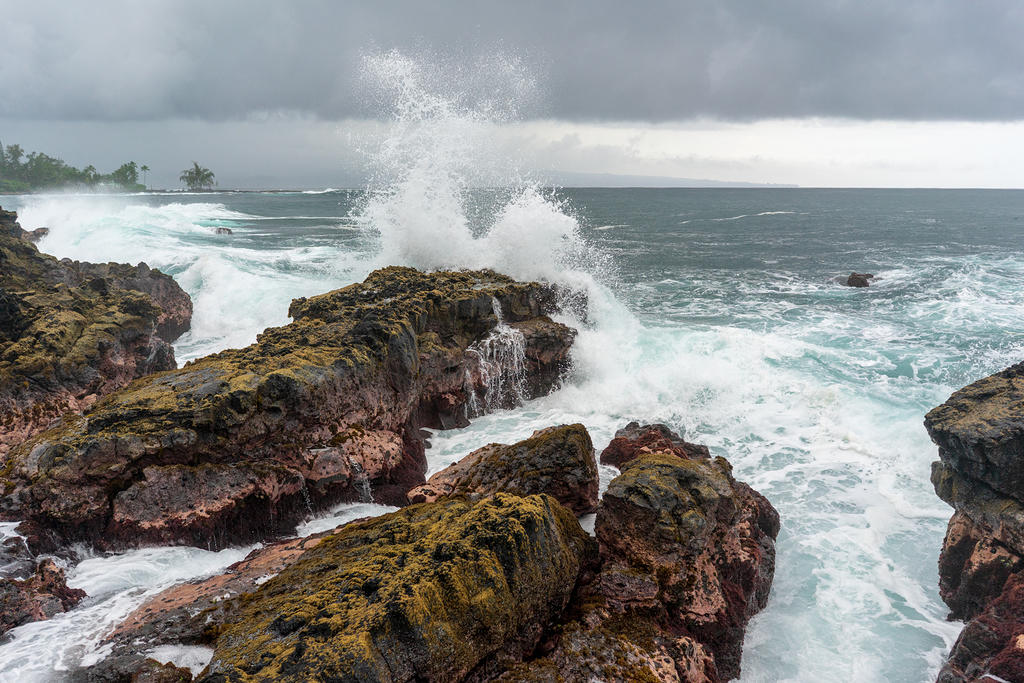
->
{"left": 4, "top": 52, "right": 1024, "bottom": 681}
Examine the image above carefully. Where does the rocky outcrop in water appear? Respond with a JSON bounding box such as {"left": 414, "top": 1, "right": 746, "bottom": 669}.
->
{"left": 2, "top": 208, "right": 48, "bottom": 243}
{"left": 80, "top": 423, "right": 777, "bottom": 682}
{"left": 0, "top": 558, "right": 85, "bottom": 636}
{"left": 406, "top": 424, "right": 599, "bottom": 515}
{"left": 1, "top": 267, "right": 575, "bottom": 550}
{"left": 203, "top": 494, "right": 589, "bottom": 681}
{"left": 600, "top": 421, "right": 710, "bottom": 469}
{"left": 845, "top": 272, "right": 875, "bottom": 287}
{"left": 0, "top": 208, "right": 191, "bottom": 461}
{"left": 514, "top": 451, "right": 779, "bottom": 682}
{"left": 926, "top": 362, "right": 1024, "bottom": 681}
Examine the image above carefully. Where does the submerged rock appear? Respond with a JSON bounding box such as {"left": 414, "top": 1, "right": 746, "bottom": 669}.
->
{"left": 200, "top": 494, "right": 588, "bottom": 681}
{"left": 600, "top": 421, "right": 710, "bottom": 469}
{"left": 926, "top": 362, "right": 1024, "bottom": 680}
{"left": 1, "top": 267, "right": 575, "bottom": 550}
{"left": 0, "top": 208, "right": 191, "bottom": 461}
{"left": 406, "top": 423, "right": 599, "bottom": 515}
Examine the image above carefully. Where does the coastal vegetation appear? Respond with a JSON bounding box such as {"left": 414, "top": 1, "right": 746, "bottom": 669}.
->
{"left": 178, "top": 161, "right": 216, "bottom": 190}
{"left": 0, "top": 142, "right": 146, "bottom": 192}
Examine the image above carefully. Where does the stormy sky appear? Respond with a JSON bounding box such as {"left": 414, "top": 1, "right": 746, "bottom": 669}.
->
{"left": 3, "top": 1, "right": 1024, "bottom": 187}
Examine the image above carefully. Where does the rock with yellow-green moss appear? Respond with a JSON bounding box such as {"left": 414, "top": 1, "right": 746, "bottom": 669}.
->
{"left": 0, "top": 207, "right": 190, "bottom": 462}
{"left": 924, "top": 362, "right": 1024, "bottom": 681}
{"left": 406, "top": 424, "right": 599, "bottom": 515}
{"left": 197, "top": 493, "right": 589, "bottom": 682}
{"left": 510, "top": 446, "right": 778, "bottom": 682}
{"left": 1, "top": 266, "right": 575, "bottom": 550}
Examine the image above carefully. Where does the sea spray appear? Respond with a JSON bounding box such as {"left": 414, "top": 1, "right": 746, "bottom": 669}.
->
{"left": 355, "top": 50, "right": 612, "bottom": 290}
{"left": 9, "top": 193, "right": 364, "bottom": 362}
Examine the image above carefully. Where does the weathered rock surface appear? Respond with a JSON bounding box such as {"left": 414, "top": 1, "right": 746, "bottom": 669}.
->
{"left": 926, "top": 362, "right": 1024, "bottom": 681}
{"left": 845, "top": 272, "right": 875, "bottom": 287}
{"left": 80, "top": 424, "right": 776, "bottom": 682}
{"left": 938, "top": 573, "right": 1024, "bottom": 683}
{"left": 198, "top": 494, "right": 588, "bottom": 682}
{"left": 406, "top": 424, "right": 599, "bottom": 515}
{"left": 513, "top": 450, "right": 779, "bottom": 682}
{"left": 0, "top": 558, "right": 86, "bottom": 635}
{"left": 600, "top": 421, "right": 710, "bottom": 469}
{"left": 0, "top": 208, "right": 191, "bottom": 461}
{"left": 1, "top": 267, "right": 575, "bottom": 550}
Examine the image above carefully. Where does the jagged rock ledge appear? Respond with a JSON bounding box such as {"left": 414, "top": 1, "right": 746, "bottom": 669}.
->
{"left": 1, "top": 266, "right": 575, "bottom": 551}
{"left": 0, "top": 207, "right": 192, "bottom": 461}
{"left": 80, "top": 422, "right": 777, "bottom": 682}
{"left": 925, "top": 362, "right": 1024, "bottom": 682}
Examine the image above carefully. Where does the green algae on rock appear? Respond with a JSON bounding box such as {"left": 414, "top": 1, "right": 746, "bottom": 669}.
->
{"left": 0, "top": 207, "right": 190, "bottom": 462}
{"left": 406, "top": 423, "right": 600, "bottom": 515}
{"left": 516, "top": 448, "right": 779, "bottom": 683}
{"left": 199, "top": 494, "right": 589, "bottom": 682}
{"left": 1, "top": 266, "right": 575, "bottom": 550}
{"left": 925, "top": 362, "right": 1024, "bottom": 681}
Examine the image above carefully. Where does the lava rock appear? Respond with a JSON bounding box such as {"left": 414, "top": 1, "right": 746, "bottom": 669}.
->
{"left": 0, "top": 209, "right": 191, "bottom": 460}
{"left": 600, "top": 421, "right": 710, "bottom": 469}
{"left": 516, "top": 450, "right": 779, "bottom": 682}
{"left": 199, "top": 494, "right": 589, "bottom": 682}
{"left": 407, "top": 424, "right": 599, "bottom": 515}
{"left": 1, "top": 267, "right": 576, "bottom": 550}
{"left": 845, "top": 272, "right": 875, "bottom": 287}
{"left": 0, "top": 558, "right": 86, "bottom": 636}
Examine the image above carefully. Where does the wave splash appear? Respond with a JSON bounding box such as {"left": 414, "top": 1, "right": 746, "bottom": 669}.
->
{"left": 355, "top": 50, "right": 610, "bottom": 288}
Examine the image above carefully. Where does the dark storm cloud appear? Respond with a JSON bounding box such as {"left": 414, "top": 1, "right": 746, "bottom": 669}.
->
{"left": 3, "top": 0, "right": 1024, "bottom": 122}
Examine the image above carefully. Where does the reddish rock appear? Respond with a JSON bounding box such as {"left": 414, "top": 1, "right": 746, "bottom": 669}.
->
{"left": 406, "top": 424, "right": 599, "bottom": 515}
{"left": 600, "top": 421, "right": 710, "bottom": 469}
{"left": 1, "top": 267, "right": 575, "bottom": 550}
{"left": 0, "top": 558, "right": 86, "bottom": 635}
{"left": 939, "top": 573, "right": 1024, "bottom": 683}
{"left": 512, "top": 450, "right": 778, "bottom": 682}
{"left": 927, "top": 363, "right": 1024, "bottom": 679}
{"left": 939, "top": 511, "right": 1023, "bottom": 621}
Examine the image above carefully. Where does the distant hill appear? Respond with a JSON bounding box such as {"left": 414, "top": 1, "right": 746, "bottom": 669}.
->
{"left": 539, "top": 170, "right": 798, "bottom": 188}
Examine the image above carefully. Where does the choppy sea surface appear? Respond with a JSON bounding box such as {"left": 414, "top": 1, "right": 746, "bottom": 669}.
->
{"left": 3, "top": 187, "right": 1024, "bottom": 681}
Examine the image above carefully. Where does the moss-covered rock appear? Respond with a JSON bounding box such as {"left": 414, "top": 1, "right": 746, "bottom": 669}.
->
{"left": 594, "top": 453, "right": 778, "bottom": 680}
{"left": 513, "top": 449, "right": 778, "bottom": 683}
{"left": 926, "top": 363, "right": 1024, "bottom": 679}
{"left": 0, "top": 208, "right": 190, "bottom": 462}
{"left": 925, "top": 362, "right": 1024, "bottom": 501}
{"left": 1, "top": 267, "right": 575, "bottom": 550}
{"left": 197, "top": 494, "right": 588, "bottom": 682}
{"left": 407, "top": 424, "right": 599, "bottom": 515}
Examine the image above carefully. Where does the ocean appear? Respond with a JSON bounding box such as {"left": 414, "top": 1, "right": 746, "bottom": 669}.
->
{"left": 2, "top": 186, "right": 1023, "bottom": 680}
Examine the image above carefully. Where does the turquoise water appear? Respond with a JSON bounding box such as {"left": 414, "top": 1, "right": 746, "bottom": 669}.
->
{"left": 4, "top": 188, "right": 1024, "bottom": 680}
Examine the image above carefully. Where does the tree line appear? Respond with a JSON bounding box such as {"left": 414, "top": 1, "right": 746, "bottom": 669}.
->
{"left": 0, "top": 142, "right": 216, "bottom": 192}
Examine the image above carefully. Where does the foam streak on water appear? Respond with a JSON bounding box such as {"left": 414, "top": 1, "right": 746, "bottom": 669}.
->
{"left": 4, "top": 53, "right": 1024, "bottom": 682}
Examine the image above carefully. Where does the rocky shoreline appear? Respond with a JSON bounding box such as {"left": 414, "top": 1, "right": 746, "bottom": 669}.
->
{"left": 0, "top": 206, "right": 779, "bottom": 681}
{"left": 926, "top": 363, "right": 1024, "bottom": 682}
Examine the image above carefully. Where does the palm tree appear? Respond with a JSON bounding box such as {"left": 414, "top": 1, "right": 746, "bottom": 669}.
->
{"left": 179, "top": 162, "right": 216, "bottom": 191}
{"left": 140, "top": 164, "right": 150, "bottom": 189}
